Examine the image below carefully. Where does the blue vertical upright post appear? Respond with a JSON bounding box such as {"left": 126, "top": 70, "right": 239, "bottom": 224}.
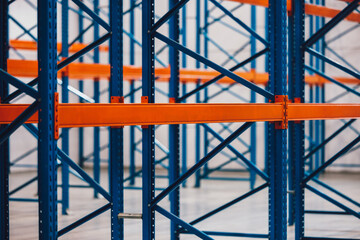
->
{"left": 169, "top": 0, "right": 180, "bottom": 239}
{"left": 181, "top": 4, "right": 187, "bottom": 188}
{"left": 314, "top": 0, "right": 320, "bottom": 173}
{"left": 320, "top": 0, "right": 326, "bottom": 167}
{"left": 61, "top": 0, "right": 70, "bottom": 215}
{"left": 268, "top": 0, "right": 288, "bottom": 239}
{"left": 308, "top": 0, "right": 314, "bottom": 172}
{"left": 37, "top": 0, "right": 58, "bottom": 238}
{"left": 93, "top": 0, "right": 100, "bottom": 198}
{"left": 78, "top": 9, "right": 85, "bottom": 167}
{"left": 290, "top": 0, "right": 305, "bottom": 238}
{"left": 202, "top": 0, "right": 209, "bottom": 178}
{"left": 288, "top": 0, "right": 305, "bottom": 232}
{"left": 142, "top": 0, "right": 156, "bottom": 239}
{"left": 0, "top": 1, "right": 9, "bottom": 239}
{"left": 264, "top": 6, "right": 269, "bottom": 175}
{"left": 129, "top": 0, "right": 136, "bottom": 186}
{"left": 109, "top": 0, "right": 124, "bottom": 238}
{"left": 250, "top": 5, "right": 257, "bottom": 190}
{"left": 194, "top": 0, "right": 202, "bottom": 188}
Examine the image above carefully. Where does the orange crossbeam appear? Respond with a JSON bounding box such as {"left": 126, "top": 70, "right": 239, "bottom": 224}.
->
{"left": 7, "top": 59, "right": 359, "bottom": 85}
{"left": 1, "top": 103, "right": 360, "bottom": 127}
{"left": 226, "top": 0, "right": 360, "bottom": 23}
{"left": 9, "top": 40, "right": 109, "bottom": 53}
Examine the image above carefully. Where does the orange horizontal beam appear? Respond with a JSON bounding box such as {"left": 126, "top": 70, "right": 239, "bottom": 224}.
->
{"left": 1, "top": 103, "right": 360, "bottom": 127}
{"left": 7, "top": 59, "right": 359, "bottom": 85}
{"left": 9, "top": 40, "right": 109, "bottom": 53}
{"left": 226, "top": 0, "right": 360, "bottom": 23}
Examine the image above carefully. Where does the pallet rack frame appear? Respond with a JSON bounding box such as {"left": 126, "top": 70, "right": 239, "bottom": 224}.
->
{"left": 0, "top": 0, "right": 359, "bottom": 239}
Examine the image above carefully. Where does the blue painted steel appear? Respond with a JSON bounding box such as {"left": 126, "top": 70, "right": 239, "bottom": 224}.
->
{"left": 325, "top": 45, "right": 359, "bottom": 74}
{"left": 0, "top": 70, "right": 39, "bottom": 99}
{"left": 78, "top": 9, "right": 85, "bottom": 167}
{"left": 305, "top": 65, "right": 360, "bottom": 97}
{"left": 151, "top": 0, "right": 190, "bottom": 34}
{"left": 109, "top": 0, "right": 124, "bottom": 238}
{"left": 202, "top": 124, "right": 269, "bottom": 181}
{"left": 303, "top": 135, "right": 360, "bottom": 185}
{"left": 129, "top": 0, "right": 136, "bottom": 186}
{"left": 250, "top": 5, "right": 257, "bottom": 190}
{"left": 0, "top": 100, "right": 39, "bottom": 145}
{"left": 155, "top": 206, "right": 213, "bottom": 240}
{"left": 306, "top": 48, "right": 360, "bottom": 80}
{"left": 178, "top": 48, "right": 269, "bottom": 102}
{"left": 268, "top": 0, "right": 288, "bottom": 239}
{"left": 9, "top": 176, "right": 37, "bottom": 196}
{"left": 58, "top": 203, "right": 111, "bottom": 237}
{"left": 8, "top": 15, "right": 37, "bottom": 41}
{"left": 188, "top": 231, "right": 268, "bottom": 238}
{"left": 4, "top": 32, "right": 111, "bottom": 104}
{"left": 37, "top": 0, "right": 58, "bottom": 238}
{"left": 57, "top": 150, "right": 111, "bottom": 201}
{"left": 0, "top": 1, "right": 9, "bottom": 238}
{"left": 288, "top": 0, "right": 305, "bottom": 234}
{"left": 155, "top": 32, "right": 274, "bottom": 100}
{"left": 186, "top": 183, "right": 268, "bottom": 227}
{"left": 304, "top": 119, "right": 356, "bottom": 161}
{"left": 195, "top": 81, "right": 202, "bottom": 188}
{"left": 151, "top": 122, "right": 253, "bottom": 208}
{"left": 61, "top": 0, "right": 70, "bottom": 215}
{"left": 310, "top": 177, "right": 360, "bottom": 208}
{"left": 142, "top": 0, "right": 156, "bottom": 238}
{"left": 168, "top": 0, "right": 180, "bottom": 238}
{"left": 303, "top": 0, "right": 360, "bottom": 47}
{"left": 72, "top": 0, "right": 111, "bottom": 31}
{"left": 181, "top": 85, "right": 187, "bottom": 188}
{"left": 208, "top": 0, "right": 268, "bottom": 47}
{"left": 93, "top": 0, "right": 101, "bottom": 199}
{"left": 305, "top": 185, "right": 360, "bottom": 219}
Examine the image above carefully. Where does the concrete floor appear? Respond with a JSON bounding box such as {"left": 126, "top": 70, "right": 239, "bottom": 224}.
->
{"left": 8, "top": 169, "right": 360, "bottom": 239}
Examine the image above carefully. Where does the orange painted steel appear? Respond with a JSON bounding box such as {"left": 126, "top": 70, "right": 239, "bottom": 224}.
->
{"left": 9, "top": 40, "right": 109, "bottom": 53}
{"left": 1, "top": 103, "right": 360, "bottom": 127}
{"left": 225, "top": 0, "right": 360, "bottom": 23}
{"left": 7, "top": 59, "right": 359, "bottom": 85}
{"left": 288, "top": 104, "right": 360, "bottom": 121}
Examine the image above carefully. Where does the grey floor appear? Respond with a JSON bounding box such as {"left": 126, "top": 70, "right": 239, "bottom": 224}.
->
{"left": 9, "top": 169, "right": 360, "bottom": 239}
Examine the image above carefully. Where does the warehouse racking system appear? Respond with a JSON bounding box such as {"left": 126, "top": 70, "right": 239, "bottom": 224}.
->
{"left": 0, "top": 0, "right": 359, "bottom": 239}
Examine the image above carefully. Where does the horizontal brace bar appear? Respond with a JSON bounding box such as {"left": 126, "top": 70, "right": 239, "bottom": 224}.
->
{"left": 225, "top": 0, "right": 360, "bottom": 23}
{"left": 7, "top": 59, "right": 359, "bottom": 85}
{"left": 117, "top": 213, "right": 142, "bottom": 219}
{"left": 1, "top": 103, "right": 360, "bottom": 127}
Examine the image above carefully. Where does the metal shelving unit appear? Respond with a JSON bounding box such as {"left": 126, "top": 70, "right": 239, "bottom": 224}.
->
{"left": 0, "top": 0, "right": 359, "bottom": 239}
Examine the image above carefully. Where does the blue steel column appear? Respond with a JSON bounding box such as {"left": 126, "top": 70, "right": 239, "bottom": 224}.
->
{"left": 169, "top": 0, "right": 180, "bottom": 239}
{"left": 181, "top": 5, "right": 187, "bottom": 187}
{"left": 129, "top": 0, "right": 136, "bottom": 186}
{"left": 268, "top": 0, "right": 288, "bottom": 239}
{"left": 61, "top": 0, "right": 70, "bottom": 215}
{"left": 37, "top": 0, "right": 58, "bottom": 239}
{"left": 250, "top": 5, "right": 257, "bottom": 190}
{"left": 194, "top": 0, "right": 202, "bottom": 188}
{"left": 109, "top": 0, "right": 124, "bottom": 238}
{"left": 78, "top": 9, "right": 85, "bottom": 167}
{"left": 288, "top": 0, "right": 305, "bottom": 236}
{"left": 142, "top": 0, "right": 156, "bottom": 239}
{"left": 203, "top": 0, "right": 209, "bottom": 178}
{"left": 0, "top": 1, "right": 9, "bottom": 239}
{"left": 93, "top": 0, "right": 101, "bottom": 198}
